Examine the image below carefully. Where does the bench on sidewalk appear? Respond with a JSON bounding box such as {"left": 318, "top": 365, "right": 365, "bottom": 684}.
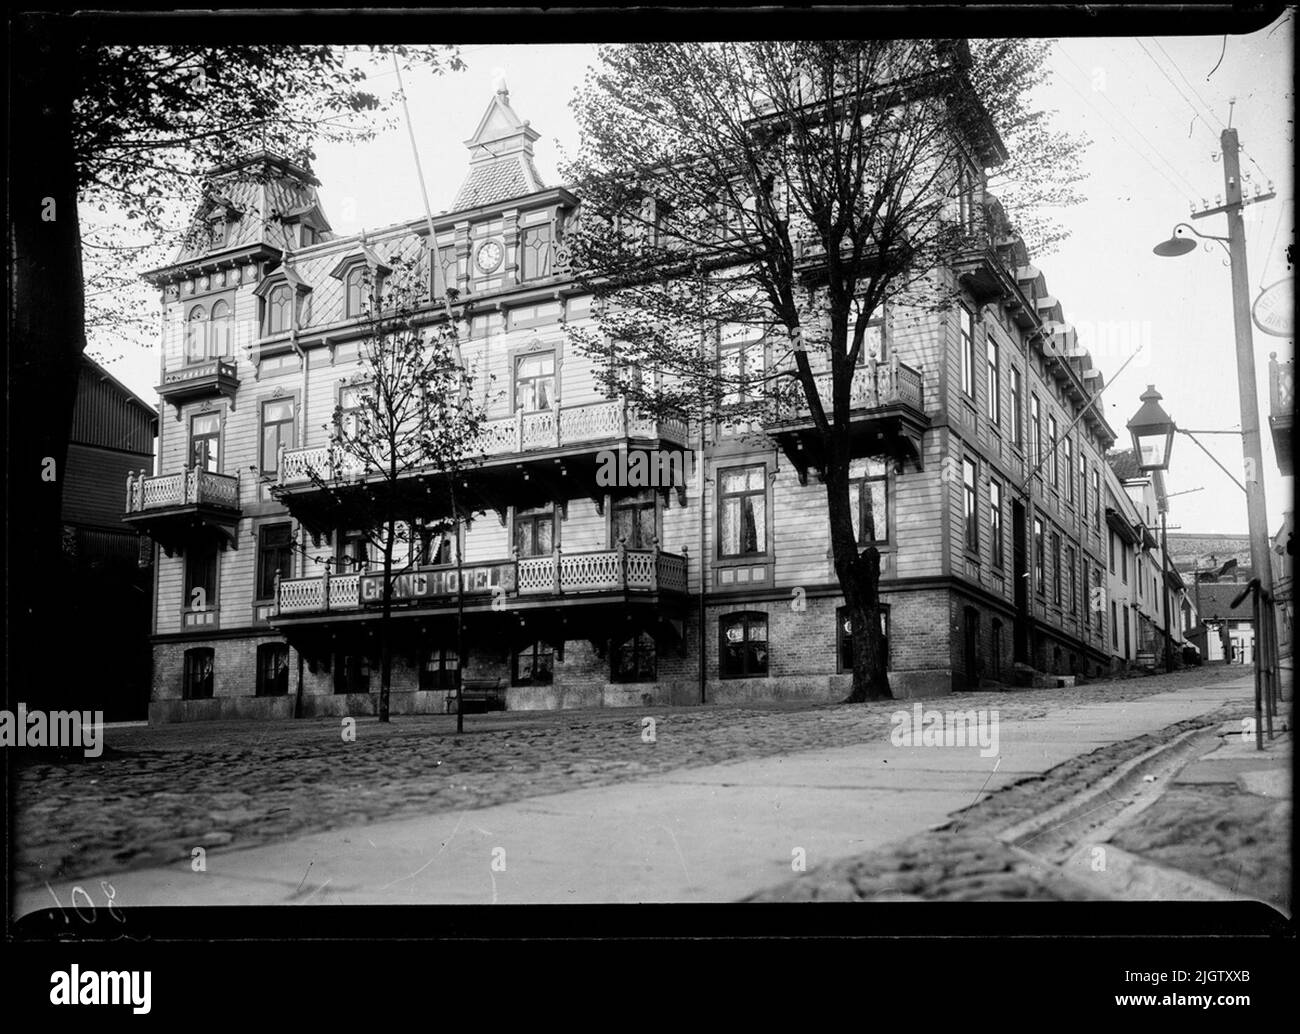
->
{"left": 445, "top": 678, "right": 507, "bottom": 714}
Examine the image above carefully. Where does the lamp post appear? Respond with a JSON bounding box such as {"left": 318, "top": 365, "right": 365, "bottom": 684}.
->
{"left": 1126, "top": 383, "right": 1274, "bottom": 749}
{"left": 1152, "top": 129, "right": 1279, "bottom": 738}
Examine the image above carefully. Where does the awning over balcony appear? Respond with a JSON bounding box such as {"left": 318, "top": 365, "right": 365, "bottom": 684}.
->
{"left": 273, "top": 398, "right": 692, "bottom": 535}
{"left": 123, "top": 467, "right": 241, "bottom": 555}
{"left": 765, "top": 356, "right": 928, "bottom": 483}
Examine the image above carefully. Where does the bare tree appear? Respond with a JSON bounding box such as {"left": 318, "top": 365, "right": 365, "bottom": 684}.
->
{"left": 561, "top": 39, "right": 1087, "bottom": 701}
{"left": 274, "top": 260, "right": 488, "bottom": 722}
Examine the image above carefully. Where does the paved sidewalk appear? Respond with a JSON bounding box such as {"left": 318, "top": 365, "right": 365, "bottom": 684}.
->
{"left": 15, "top": 675, "right": 1254, "bottom": 911}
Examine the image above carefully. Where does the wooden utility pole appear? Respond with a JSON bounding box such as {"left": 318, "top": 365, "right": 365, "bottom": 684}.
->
{"left": 1191, "top": 126, "right": 1280, "bottom": 733}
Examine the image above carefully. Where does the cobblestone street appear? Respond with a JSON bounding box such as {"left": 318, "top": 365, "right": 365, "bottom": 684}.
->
{"left": 12, "top": 666, "right": 1252, "bottom": 893}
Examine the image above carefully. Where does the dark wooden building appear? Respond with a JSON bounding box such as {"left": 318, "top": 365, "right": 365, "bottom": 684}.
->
{"left": 60, "top": 355, "right": 158, "bottom": 719}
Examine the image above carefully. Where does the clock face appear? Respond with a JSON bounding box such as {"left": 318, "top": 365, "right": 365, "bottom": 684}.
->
{"left": 475, "top": 239, "right": 504, "bottom": 273}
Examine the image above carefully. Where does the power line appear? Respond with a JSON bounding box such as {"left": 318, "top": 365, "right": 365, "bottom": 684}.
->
{"left": 1054, "top": 45, "right": 1202, "bottom": 205}
{"left": 1134, "top": 38, "right": 1222, "bottom": 145}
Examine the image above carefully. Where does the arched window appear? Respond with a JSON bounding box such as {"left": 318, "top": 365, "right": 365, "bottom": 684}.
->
{"left": 265, "top": 284, "right": 292, "bottom": 335}
{"left": 345, "top": 266, "right": 367, "bottom": 317}
{"left": 209, "top": 299, "right": 232, "bottom": 358}
{"left": 185, "top": 304, "right": 208, "bottom": 363}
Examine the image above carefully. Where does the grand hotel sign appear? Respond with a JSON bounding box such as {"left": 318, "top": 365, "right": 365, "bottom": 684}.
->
{"left": 359, "top": 562, "right": 516, "bottom": 604}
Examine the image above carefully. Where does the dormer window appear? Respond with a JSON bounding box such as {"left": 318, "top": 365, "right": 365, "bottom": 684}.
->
{"left": 299, "top": 224, "right": 318, "bottom": 248}
{"left": 265, "top": 284, "right": 292, "bottom": 335}
{"left": 330, "top": 248, "right": 391, "bottom": 319}
{"left": 208, "top": 218, "right": 227, "bottom": 250}
{"left": 345, "top": 266, "right": 367, "bottom": 317}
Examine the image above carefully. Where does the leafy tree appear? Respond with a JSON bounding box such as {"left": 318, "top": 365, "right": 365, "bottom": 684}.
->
{"left": 561, "top": 39, "right": 1086, "bottom": 701}
{"left": 271, "top": 261, "right": 488, "bottom": 723}
{"left": 8, "top": 16, "right": 461, "bottom": 704}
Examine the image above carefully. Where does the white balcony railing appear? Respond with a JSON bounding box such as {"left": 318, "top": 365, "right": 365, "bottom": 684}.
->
{"left": 277, "top": 398, "right": 689, "bottom": 488}
{"left": 125, "top": 467, "right": 241, "bottom": 514}
{"left": 275, "top": 547, "right": 687, "bottom": 616}
{"left": 770, "top": 355, "right": 923, "bottom": 421}
{"left": 161, "top": 358, "right": 239, "bottom": 387}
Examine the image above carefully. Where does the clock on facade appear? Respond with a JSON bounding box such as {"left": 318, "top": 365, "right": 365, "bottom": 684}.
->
{"left": 475, "top": 239, "right": 504, "bottom": 273}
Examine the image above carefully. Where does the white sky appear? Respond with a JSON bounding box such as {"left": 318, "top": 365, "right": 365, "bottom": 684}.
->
{"left": 97, "top": 23, "right": 1294, "bottom": 534}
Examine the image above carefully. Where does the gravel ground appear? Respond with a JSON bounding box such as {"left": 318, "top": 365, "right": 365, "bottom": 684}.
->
{"left": 10, "top": 664, "right": 1249, "bottom": 890}
{"left": 747, "top": 700, "right": 1248, "bottom": 902}
{"left": 1111, "top": 782, "right": 1291, "bottom": 913}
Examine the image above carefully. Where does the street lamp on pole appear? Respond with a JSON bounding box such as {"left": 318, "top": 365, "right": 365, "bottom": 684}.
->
{"left": 1150, "top": 126, "right": 1280, "bottom": 748}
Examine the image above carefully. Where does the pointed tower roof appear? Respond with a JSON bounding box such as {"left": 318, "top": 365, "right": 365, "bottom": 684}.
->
{"left": 452, "top": 80, "right": 546, "bottom": 211}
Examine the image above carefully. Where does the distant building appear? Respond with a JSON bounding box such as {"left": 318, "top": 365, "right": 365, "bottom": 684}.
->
{"left": 62, "top": 354, "right": 159, "bottom": 719}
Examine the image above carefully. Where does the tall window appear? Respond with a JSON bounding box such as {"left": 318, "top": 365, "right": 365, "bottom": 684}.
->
{"left": 1010, "top": 366, "right": 1024, "bottom": 447}
{"left": 431, "top": 245, "right": 458, "bottom": 299}
{"left": 209, "top": 299, "right": 232, "bottom": 358}
{"left": 1067, "top": 546, "right": 1078, "bottom": 614}
{"left": 990, "top": 620, "right": 1003, "bottom": 679}
{"left": 256, "top": 523, "right": 294, "bottom": 601}
{"left": 190, "top": 412, "right": 221, "bottom": 472}
{"left": 963, "top": 458, "right": 979, "bottom": 552}
{"left": 849, "top": 458, "right": 889, "bottom": 545}
{"left": 837, "top": 605, "right": 890, "bottom": 673}
{"left": 1033, "top": 517, "right": 1045, "bottom": 596}
{"left": 1048, "top": 416, "right": 1058, "bottom": 488}
{"left": 345, "top": 265, "right": 368, "bottom": 317}
{"left": 1065, "top": 438, "right": 1074, "bottom": 504}
{"left": 990, "top": 479, "right": 1004, "bottom": 569}
{"left": 1109, "top": 530, "right": 1116, "bottom": 573}
{"left": 612, "top": 631, "right": 657, "bottom": 682}
{"left": 986, "top": 338, "right": 1000, "bottom": 424}
{"left": 184, "top": 545, "right": 218, "bottom": 610}
{"left": 420, "top": 645, "right": 461, "bottom": 690}
{"left": 513, "top": 640, "right": 554, "bottom": 685}
{"left": 1121, "top": 542, "right": 1128, "bottom": 584}
{"left": 514, "top": 352, "right": 556, "bottom": 411}
{"left": 183, "top": 648, "right": 215, "bottom": 700}
{"left": 265, "top": 284, "right": 292, "bottom": 335}
{"left": 520, "top": 222, "right": 556, "bottom": 281}
{"left": 1111, "top": 601, "right": 1119, "bottom": 647}
{"left": 514, "top": 505, "right": 555, "bottom": 558}
{"left": 256, "top": 643, "right": 290, "bottom": 696}
{"left": 719, "top": 323, "right": 765, "bottom": 415}
{"left": 720, "top": 612, "right": 768, "bottom": 678}
{"left": 719, "top": 465, "right": 766, "bottom": 557}
{"left": 1081, "top": 460, "right": 1089, "bottom": 524}
{"left": 1093, "top": 470, "right": 1102, "bottom": 532}
{"left": 959, "top": 306, "right": 976, "bottom": 399}
{"left": 1137, "top": 557, "right": 1144, "bottom": 599}
{"left": 1051, "top": 531, "right": 1062, "bottom": 604}
{"left": 185, "top": 305, "right": 208, "bottom": 363}
{"left": 338, "top": 384, "right": 367, "bottom": 439}
{"left": 260, "top": 399, "right": 295, "bottom": 480}
{"left": 1031, "top": 395, "right": 1042, "bottom": 469}
{"left": 613, "top": 491, "right": 656, "bottom": 548}
{"left": 417, "top": 525, "right": 454, "bottom": 566}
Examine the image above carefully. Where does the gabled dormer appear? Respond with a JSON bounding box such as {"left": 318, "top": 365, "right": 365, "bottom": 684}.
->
{"left": 274, "top": 200, "right": 334, "bottom": 250}
{"left": 254, "top": 261, "right": 313, "bottom": 339}
{"left": 328, "top": 234, "right": 393, "bottom": 319}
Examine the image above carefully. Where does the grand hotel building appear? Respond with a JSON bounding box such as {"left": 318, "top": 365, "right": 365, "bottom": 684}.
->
{"left": 131, "top": 79, "right": 1131, "bottom": 722}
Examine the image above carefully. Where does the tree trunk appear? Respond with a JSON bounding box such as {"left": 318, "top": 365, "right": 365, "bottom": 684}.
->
{"left": 378, "top": 509, "right": 395, "bottom": 722}
{"left": 10, "top": 17, "right": 86, "bottom": 709}
{"left": 823, "top": 435, "right": 892, "bottom": 703}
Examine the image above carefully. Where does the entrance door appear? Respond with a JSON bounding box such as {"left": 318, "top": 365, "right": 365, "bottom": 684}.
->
{"left": 1012, "top": 500, "right": 1029, "bottom": 663}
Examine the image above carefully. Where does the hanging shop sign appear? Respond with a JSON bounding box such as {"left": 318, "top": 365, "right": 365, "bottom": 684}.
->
{"left": 1252, "top": 278, "right": 1293, "bottom": 338}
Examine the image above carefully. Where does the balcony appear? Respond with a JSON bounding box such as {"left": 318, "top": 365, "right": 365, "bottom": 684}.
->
{"left": 123, "top": 467, "right": 241, "bottom": 555}
{"left": 274, "top": 398, "right": 692, "bottom": 531}
{"left": 273, "top": 547, "right": 689, "bottom": 623}
{"left": 765, "top": 356, "right": 928, "bottom": 482}
{"left": 1269, "top": 354, "right": 1293, "bottom": 476}
{"left": 156, "top": 358, "right": 240, "bottom": 417}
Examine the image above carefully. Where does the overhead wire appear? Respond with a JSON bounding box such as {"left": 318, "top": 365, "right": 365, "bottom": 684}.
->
{"left": 1054, "top": 43, "right": 1203, "bottom": 205}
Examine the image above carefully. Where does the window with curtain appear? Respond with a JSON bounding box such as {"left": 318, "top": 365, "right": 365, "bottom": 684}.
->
{"left": 513, "top": 640, "right": 555, "bottom": 685}
{"left": 183, "top": 648, "right": 215, "bottom": 700}
{"left": 612, "top": 491, "right": 656, "bottom": 548}
{"left": 209, "top": 299, "right": 232, "bottom": 358}
{"left": 256, "top": 523, "right": 294, "bottom": 601}
{"left": 849, "top": 458, "right": 889, "bottom": 545}
{"left": 260, "top": 399, "right": 295, "bottom": 479}
{"left": 514, "top": 352, "right": 556, "bottom": 411}
{"left": 514, "top": 506, "right": 555, "bottom": 558}
{"left": 256, "top": 643, "right": 290, "bottom": 696}
{"left": 190, "top": 412, "right": 220, "bottom": 473}
{"left": 185, "top": 305, "right": 208, "bottom": 364}
{"left": 719, "top": 465, "right": 766, "bottom": 557}
{"left": 611, "top": 631, "right": 657, "bottom": 682}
